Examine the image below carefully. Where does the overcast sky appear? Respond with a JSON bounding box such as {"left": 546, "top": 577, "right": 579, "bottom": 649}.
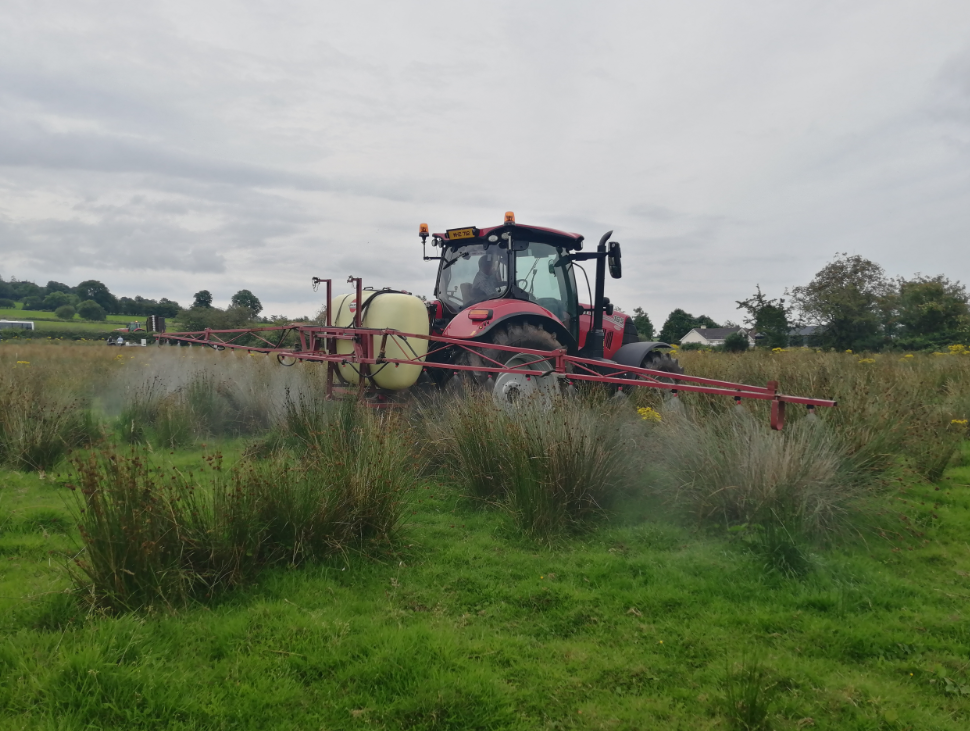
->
{"left": 1, "top": 0, "right": 968, "bottom": 324}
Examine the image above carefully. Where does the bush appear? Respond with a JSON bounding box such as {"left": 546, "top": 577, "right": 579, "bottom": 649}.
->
{"left": 54, "top": 305, "right": 76, "bottom": 320}
{"left": 0, "top": 298, "right": 15, "bottom": 308}
{"left": 76, "top": 300, "right": 106, "bottom": 321}
{"left": 724, "top": 332, "right": 750, "bottom": 352}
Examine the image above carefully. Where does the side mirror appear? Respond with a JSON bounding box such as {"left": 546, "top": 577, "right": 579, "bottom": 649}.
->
{"left": 603, "top": 297, "right": 614, "bottom": 316}
{"left": 608, "top": 241, "right": 622, "bottom": 279}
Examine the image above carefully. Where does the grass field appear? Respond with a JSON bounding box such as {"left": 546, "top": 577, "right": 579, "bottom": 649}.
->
{"left": 0, "top": 305, "right": 168, "bottom": 333}
{"left": 1, "top": 344, "right": 969, "bottom": 729}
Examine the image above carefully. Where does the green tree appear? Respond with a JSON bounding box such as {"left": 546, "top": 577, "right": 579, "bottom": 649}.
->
{"left": 230, "top": 289, "right": 262, "bottom": 319}
{"left": 54, "top": 305, "right": 76, "bottom": 320}
{"left": 77, "top": 300, "right": 107, "bottom": 321}
{"left": 192, "top": 290, "right": 213, "bottom": 309}
{"left": 788, "top": 254, "right": 891, "bottom": 352}
{"left": 177, "top": 305, "right": 251, "bottom": 331}
{"left": 736, "top": 285, "right": 790, "bottom": 349}
{"left": 45, "top": 280, "right": 72, "bottom": 295}
{"left": 42, "top": 291, "right": 72, "bottom": 311}
{"left": 157, "top": 298, "right": 181, "bottom": 318}
{"left": 632, "top": 307, "right": 654, "bottom": 340}
{"left": 723, "top": 331, "right": 749, "bottom": 352}
{"left": 895, "top": 275, "right": 970, "bottom": 349}
{"left": 11, "top": 281, "right": 42, "bottom": 300}
{"left": 658, "top": 309, "right": 719, "bottom": 344}
{"left": 75, "top": 280, "right": 118, "bottom": 314}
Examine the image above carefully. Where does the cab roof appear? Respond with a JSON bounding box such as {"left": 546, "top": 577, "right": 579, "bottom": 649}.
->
{"left": 434, "top": 222, "right": 585, "bottom": 250}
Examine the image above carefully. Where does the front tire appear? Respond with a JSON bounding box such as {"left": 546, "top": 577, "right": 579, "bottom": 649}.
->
{"left": 453, "top": 322, "right": 565, "bottom": 408}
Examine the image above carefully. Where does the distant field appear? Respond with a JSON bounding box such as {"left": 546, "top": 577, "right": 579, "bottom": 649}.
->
{"left": 0, "top": 305, "right": 177, "bottom": 333}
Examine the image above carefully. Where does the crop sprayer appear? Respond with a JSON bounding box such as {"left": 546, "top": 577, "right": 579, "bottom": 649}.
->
{"left": 158, "top": 213, "right": 836, "bottom": 429}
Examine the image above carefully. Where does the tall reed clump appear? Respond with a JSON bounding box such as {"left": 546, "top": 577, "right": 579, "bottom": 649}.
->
{"left": 70, "top": 403, "right": 417, "bottom": 611}
{"left": 719, "top": 657, "right": 779, "bottom": 731}
{"left": 0, "top": 366, "right": 101, "bottom": 471}
{"left": 116, "top": 368, "right": 277, "bottom": 448}
{"left": 68, "top": 451, "right": 216, "bottom": 610}
{"left": 427, "top": 392, "right": 638, "bottom": 539}
{"left": 671, "top": 348, "right": 970, "bottom": 481}
{"left": 650, "top": 410, "right": 856, "bottom": 541}
{"left": 262, "top": 394, "right": 418, "bottom": 553}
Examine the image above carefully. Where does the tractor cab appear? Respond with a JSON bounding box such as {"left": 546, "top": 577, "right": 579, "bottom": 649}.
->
{"left": 426, "top": 215, "right": 585, "bottom": 344}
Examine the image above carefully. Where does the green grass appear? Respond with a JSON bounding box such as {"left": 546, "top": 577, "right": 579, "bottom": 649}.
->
{"left": 1, "top": 441, "right": 969, "bottom": 729}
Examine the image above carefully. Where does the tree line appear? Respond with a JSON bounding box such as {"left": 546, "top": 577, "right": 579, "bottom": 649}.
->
{"left": 0, "top": 277, "right": 273, "bottom": 326}
{"left": 630, "top": 254, "right": 969, "bottom": 352}
{"left": 0, "top": 277, "right": 184, "bottom": 322}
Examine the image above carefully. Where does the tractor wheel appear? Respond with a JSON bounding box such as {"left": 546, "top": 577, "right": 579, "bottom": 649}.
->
{"left": 638, "top": 351, "right": 684, "bottom": 378}
{"left": 629, "top": 350, "right": 685, "bottom": 411}
{"left": 453, "top": 322, "right": 565, "bottom": 409}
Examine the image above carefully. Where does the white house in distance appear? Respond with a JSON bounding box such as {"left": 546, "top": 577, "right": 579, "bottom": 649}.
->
{"left": 679, "top": 327, "right": 755, "bottom": 347}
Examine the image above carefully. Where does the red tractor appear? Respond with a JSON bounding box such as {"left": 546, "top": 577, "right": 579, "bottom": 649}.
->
{"left": 419, "top": 212, "right": 680, "bottom": 401}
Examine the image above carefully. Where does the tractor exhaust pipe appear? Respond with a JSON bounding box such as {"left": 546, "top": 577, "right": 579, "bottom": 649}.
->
{"left": 587, "top": 230, "right": 612, "bottom": 359}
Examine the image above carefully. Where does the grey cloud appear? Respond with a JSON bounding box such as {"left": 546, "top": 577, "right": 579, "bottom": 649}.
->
{"left": 0, "top": 215, "right": 228, "bottom": 273}
{"left": 0, "top": 123, "right": 338, "bottom": 193}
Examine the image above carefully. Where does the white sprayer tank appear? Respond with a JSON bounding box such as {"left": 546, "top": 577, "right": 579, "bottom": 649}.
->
{"left": 330, "top": 290, "right": 429, "bottom": 390}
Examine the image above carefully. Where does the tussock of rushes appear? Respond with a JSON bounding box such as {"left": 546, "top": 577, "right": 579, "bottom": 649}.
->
{"left": 652, "top": 410, "right": 856, "bottom": 538}
{"left": 0, "top": 364, "right": 101, "bottom": 470}
{"left": 117, "top": 372, "right": 257, "bottom": 447}
{"left": 69, "top": 451, "right": 215, "bottom": 610}
{"left": 70, "top": 403, "right": 417, "bottom": 611}
{"left": 428, "top": 392, "right": 636, "bottom": 539}
{"left": 669, "top": 348, "right": 970, "bottom": 480}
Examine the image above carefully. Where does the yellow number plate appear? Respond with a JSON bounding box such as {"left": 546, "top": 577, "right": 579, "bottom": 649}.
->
{"left": 446, "top": 227, "right": 477, "bottom": 240}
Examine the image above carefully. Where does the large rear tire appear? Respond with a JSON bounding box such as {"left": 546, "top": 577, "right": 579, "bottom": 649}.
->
{"left": 638, "top": 351, "right": 684, "bottom": 378}
{"left": 452, "top": 322, "right": 565, "bottom": 409}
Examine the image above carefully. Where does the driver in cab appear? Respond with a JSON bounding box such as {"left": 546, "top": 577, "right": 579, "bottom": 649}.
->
{"left": 471, "top": 255, "right": 503, "bottom": 302}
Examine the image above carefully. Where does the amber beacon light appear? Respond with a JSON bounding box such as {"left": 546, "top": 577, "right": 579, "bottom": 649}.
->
{"left": 504, "top": 211, "right": 515, "bottom": 224}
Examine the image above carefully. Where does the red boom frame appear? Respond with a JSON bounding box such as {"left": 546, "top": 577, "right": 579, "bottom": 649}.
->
{"left": 157, "top": 277, "right": 836, "bottom": 430}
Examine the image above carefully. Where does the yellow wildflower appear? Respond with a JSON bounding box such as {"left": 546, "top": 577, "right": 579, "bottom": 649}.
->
{"left": 771, "top": 347, "right": 786, "bottom": 353}
{"left": 15, "top": 360, "right": 29, "bottom": 366}
{"left": 638, "top": 407, "right": 662, "bottom": 422}
{"left": 845, "top": 349, "right": 853, "bottom": 354}
{"left": 952, "top": 419, "right": 968, "bottom": 427}
{"left": 903, "top": 354, "right": 914, "bottom": 359}
{"left": 857, "top": 358, "right": 875, "bottom": 364}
